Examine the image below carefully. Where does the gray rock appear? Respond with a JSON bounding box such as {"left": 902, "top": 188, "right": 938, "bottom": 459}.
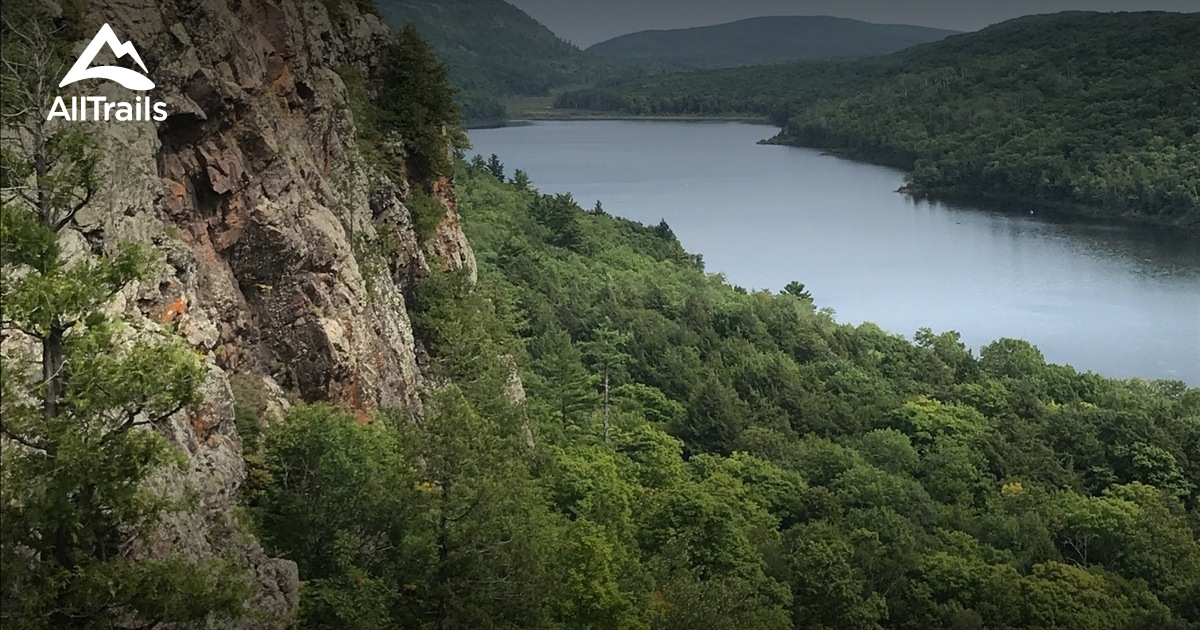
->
{"left": 47, "top": 0, "right": 483, "bottom": 624}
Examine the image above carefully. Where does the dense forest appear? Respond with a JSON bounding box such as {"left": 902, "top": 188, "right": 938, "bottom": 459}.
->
{"left": 372, "top": 4, "right": 956, "bottom": 124}
{"left": 3, "top": 4, "right": 1198, "bottom": 628}
{"left": 556, "top": 12, "right": 1200, "bottom": 225}
{"left": 240, "top": 156, "right": 1200, "bottom": 627}
{"left": 247, "top": 30, "right": 1200, "bottom": 618}
{"left": 586, "top": 16, "right": 957, "bottom": 69}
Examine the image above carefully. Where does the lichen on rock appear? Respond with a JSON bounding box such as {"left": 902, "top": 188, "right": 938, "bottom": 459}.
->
{"left": 35, "top": 0, "right": 481, "bottom": 623}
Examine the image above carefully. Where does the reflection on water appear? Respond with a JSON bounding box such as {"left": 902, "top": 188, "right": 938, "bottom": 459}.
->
{"left": 469, "top": 120, "right": 1200, "bottom": 385}
{"left": 931, "top": 198, "right": 1200, "bottom": 282}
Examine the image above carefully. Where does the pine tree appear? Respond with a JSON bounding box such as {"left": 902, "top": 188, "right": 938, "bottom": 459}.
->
{"left": 510, "top": 169, "right": 532, "bottom": 191}
{"left": 377, "top": 23, "right": 464, "bottom": 183}
{"left": 0, "top": 12, "right": 246, "bottom": 626}
{"left": 486, "top": 153, "right": 505, "bottom": 180}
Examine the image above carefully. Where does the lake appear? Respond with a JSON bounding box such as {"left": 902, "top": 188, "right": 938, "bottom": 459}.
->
{"left": 468, "top": 120, "right": 1200, "bottom": 385}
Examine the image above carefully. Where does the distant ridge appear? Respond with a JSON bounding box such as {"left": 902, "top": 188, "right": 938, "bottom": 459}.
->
{"left": 376, "top": 0, "right": 601, "bottom": 121}
{"left": 586, "top": 16, "right": 960, "bottom": 68}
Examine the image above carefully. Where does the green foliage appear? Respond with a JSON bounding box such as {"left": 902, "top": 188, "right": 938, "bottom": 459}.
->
{"left": 337, "top": 26, "right": 462, "bottom": 186}
{"left": 250, "top": 404, "right": 411, "bottom": 627}
{"left": 335, "top": 65, "right": 385, "bottom": 168}
{"left": 781, "top": 521, "right": 888, "bottom": 628}
{"left": 445, "top": 162, "right": 1200, "bottom": 626}
{"left": 251, "top": 394, "right": 569, "bottom": 628}
{"left": 1, "top": 14, "right": 249, "bottom": 622}
{"left": 485, "top": 153, "right": 505, "bottom": 180}
{"left": 558, "top": 12, "right": 1200, "bottom": 225}
{"left": 250, "top": 41, "right": 1200, "bottom": 624}
{"left": 781, "top": 280, "right": 812, "bottom": 301}
{"left": 511, "top": 168, "right": 532, "bottom": 191}
{"left": 375, "top": 0, "right": 620, "bottom": 122}
{"left": 377, "top": 24, "right": 464, "bottom": 182}
{"left": 554, "top": 60, "right": 877, "bottom": 123}
{"left": 11, "top": 5, "right": 1197, "bottom": 629}
{"left": 336, "top": 26, "right": 461, "bottom": 259}
{"left": 778, "top": 12, "right": 1200, "bottom": 223}
{"left": 530, "top": 193, "right": 585, "bottom": 250}
{"left": 409, "top": 188, "right": 448, "bottom": 242}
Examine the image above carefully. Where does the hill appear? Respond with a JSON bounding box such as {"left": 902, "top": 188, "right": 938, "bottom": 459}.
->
{"left": 556, "top": 12, "right": 1200, "bottom": 226}
{"left": 5, "top": 1, "right": 1199, "bottom": 626}
{"left": 586, "top": 15, "right": 959, "bottom": 68}
{"left": 376, "top": 0, "right": 605, "bottom": 121}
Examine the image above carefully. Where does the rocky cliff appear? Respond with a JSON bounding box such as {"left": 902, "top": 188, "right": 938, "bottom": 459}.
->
{"left": 60, "top": 0, "right": 476, "bottom": 623}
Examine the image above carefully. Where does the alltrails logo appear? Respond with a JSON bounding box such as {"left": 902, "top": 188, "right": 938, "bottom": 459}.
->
{"left": 47, "top": 23, "right": 168, "bottom": 122}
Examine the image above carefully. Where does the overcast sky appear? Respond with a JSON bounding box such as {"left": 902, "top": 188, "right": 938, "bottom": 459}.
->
{"left": 506, "top": 0, "right": 1199, "bottom": 47}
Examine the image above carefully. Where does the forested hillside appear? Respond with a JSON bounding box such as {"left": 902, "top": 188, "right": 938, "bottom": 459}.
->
{"left": 375, "top": 0, "right": 609, "bottom": 121}
{"left": 586, "top": 16, "right": 958, "bottom": 69}
{"left": 557, "top": 12, "right": 1200, "bottom": 225}
{"left": 243, "top": 150, "right": 1200, "bottom": 626}
{"left": 5, "top": 1, "right": 1199, "bottom": 628}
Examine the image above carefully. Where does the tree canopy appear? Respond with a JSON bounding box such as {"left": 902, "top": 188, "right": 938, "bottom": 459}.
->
{"left": 555, "top": 12, "right": 1200, "bottom": 226}
{"left": 242, "top": 158, "right": 1200, "bottom": 627}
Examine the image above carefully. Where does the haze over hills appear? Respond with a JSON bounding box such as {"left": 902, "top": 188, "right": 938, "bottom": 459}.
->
{"left": 556, "top": 11, "right": 1200, "bottom": 226}
{"left": 376, "top": 0, "right": 606, "bottom": 120}
{"left": 3, "top": 0, "right": 1199, "bottom": 627}
{"left": 505, "top": 0, "right": 1200, "bottom": 47}
{"left": 586, "top": 16, "right": 961, "bottom": 69}
{"left": 375, "top": 2, "right": 962, "bottom": 121}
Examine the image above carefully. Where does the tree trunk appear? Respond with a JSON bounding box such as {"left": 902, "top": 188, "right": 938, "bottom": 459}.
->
{"left": 42, "top": 324, "right": 65, "bottom": 421}
{"left": 602, "top": 366, "right": 610, "bottom": 444}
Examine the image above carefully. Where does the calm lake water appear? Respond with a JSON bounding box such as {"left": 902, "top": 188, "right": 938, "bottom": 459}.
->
{"left": 469, "top": 121, "right": 1200, "bottom": 385}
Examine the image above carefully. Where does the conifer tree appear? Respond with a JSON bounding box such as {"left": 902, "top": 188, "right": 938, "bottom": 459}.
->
{"left": 377, "top": 23, "right": 464, "bottom": 182}
{"left": 0, "top": 10, "right": 245, "bottom": 626}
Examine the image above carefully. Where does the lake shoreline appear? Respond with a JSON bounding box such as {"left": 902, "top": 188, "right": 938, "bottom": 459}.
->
{"left": 470, "top": 120, "right": 1200, "bottom": 385}
{"left": 759, "top": 136, "right": 1200, "bottom": 233}
{"left": 468, "top": 112, "right": 774, "bottom": 128}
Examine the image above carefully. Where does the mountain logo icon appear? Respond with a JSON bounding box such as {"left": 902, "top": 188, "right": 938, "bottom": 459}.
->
{"left": 59, "top": 23, "right": 154, "bottom": 91}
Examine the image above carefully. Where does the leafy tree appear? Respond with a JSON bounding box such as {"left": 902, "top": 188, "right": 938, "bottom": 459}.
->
{"left": 1051, "top": 483, "right": 1200, "bottom": 611}
{"left": 1019, "top": 561, "right": 1173, "bottom": 630}
{"left": 582, "top": 324, "right": 633, "bottom": 442}
{"left": 850, "top": 429, "right": 920, "bottom": 476}
{"left": 530, "top": 193, "right": 584, "bottom": 250}
{"left": 528, "top": 329, "right": 601, "bottom": 423}
{"left": 394, "top": 387, "right": 558, "bottom": 629}
{"left": 251, "top": 404, "right": 411, "bottom": 627}
{"left": 781, "top": 521, "right": 887, "bottom": 629}
{"left": 979, "top": 338, "right": 1047, "bottom": 381}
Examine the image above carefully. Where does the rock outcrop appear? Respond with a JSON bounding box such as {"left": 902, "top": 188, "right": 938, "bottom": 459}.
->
{"left": 59, "top": 0, "right": 476, "bottom": 623}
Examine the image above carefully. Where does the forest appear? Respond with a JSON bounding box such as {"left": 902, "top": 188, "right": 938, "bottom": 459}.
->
{"left": 374, "top": 0, "right": 633, "bottom": 123}
{"left": 238, "top": 157, "right": 1200, "bottom": 628}
{"left": 555, "top": 12, "right": 1200, "bottom": 225}
{"left": 585, "top": 16, "right": 957, "bottom": 69}
{"left": 2, "top": 6, "right": 1198, "bottom": 629}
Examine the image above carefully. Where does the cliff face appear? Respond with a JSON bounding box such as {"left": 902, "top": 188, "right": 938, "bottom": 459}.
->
{"left": 63, "top": 0, "right": 475, "bottom": 623}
